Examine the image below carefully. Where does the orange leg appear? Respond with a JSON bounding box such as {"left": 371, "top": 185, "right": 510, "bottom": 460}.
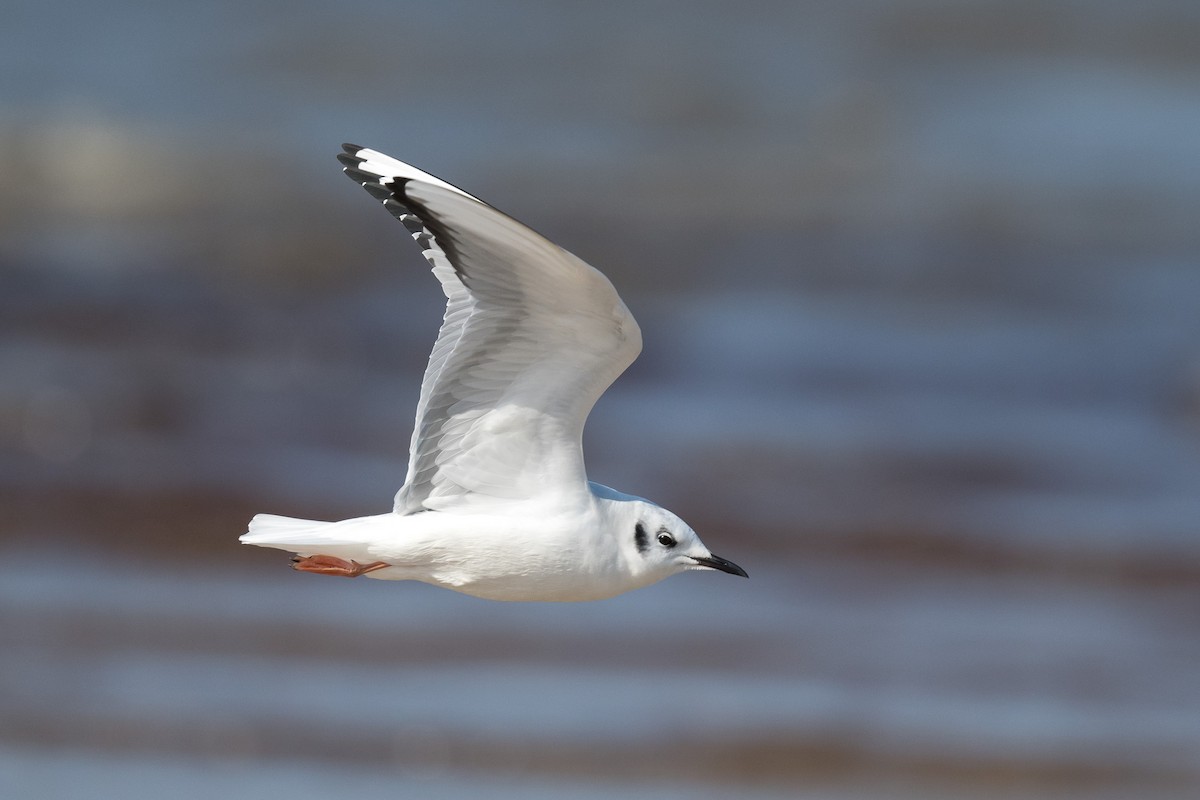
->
{"left": 291, "top": 554, "right": 391, "bottom": 578}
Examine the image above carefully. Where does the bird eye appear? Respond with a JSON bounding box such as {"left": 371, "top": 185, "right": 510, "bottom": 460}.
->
{"left": 657, "top": 532, "right": 676, "bottom": 548}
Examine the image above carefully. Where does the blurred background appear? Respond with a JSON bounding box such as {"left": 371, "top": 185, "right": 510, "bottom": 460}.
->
{"left": 3, "top": 1, "right": 1199, "bottom": 797}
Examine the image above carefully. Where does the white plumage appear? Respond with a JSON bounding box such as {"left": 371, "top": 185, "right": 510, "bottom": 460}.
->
{"left": 240, "top": 145, "right": 745, "bottom": 601}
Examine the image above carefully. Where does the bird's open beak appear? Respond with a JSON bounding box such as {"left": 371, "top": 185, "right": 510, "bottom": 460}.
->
{"left": 691, "top": 553, "right": 748, "bottom": 578}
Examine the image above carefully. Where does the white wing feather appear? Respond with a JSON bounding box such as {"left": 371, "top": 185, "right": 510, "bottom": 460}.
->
{"left": 337, "top": 145, "right": 642, "bottom": 513}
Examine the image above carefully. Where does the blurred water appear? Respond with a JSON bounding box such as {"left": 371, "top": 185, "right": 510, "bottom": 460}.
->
{"left": 2, "top": 0, "right": 1200, "bottom": 797}
{"left": 2, "top": 547, "right": 1198, "bottom": 798}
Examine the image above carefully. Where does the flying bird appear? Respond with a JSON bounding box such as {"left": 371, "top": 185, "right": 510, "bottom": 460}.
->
{"left": 240, "top": 145, "right": 746, "bottom": 601}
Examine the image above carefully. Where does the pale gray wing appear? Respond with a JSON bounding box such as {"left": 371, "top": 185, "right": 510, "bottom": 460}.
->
{"left": 338, "top": 145, "right": 642, "bottom": 513}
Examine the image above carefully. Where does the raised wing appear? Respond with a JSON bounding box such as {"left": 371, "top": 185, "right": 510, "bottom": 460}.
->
{"left": 337, "top": 144, "right": 642, "bottom": 513}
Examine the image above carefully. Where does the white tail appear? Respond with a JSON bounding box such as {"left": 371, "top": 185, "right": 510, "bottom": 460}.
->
{"left": 240, "top": 514, "right": 341, "bottom": 552}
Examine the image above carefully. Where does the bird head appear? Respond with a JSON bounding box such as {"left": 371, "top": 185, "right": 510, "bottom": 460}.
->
{"left": 593, "top": 485, "right": 747, "bottom": 585}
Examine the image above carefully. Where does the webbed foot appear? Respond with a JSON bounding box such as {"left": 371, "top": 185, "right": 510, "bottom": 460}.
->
{"left": 290, "top": 554, "right": 390, "bottom": 577}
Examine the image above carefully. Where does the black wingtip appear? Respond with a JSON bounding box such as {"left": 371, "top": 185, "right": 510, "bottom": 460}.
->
{"left": 341, "top": 142, "right": 365, "bottom": 155}
{"left": 342, "top": 166, "right": 379, "bottom": 185}
{"left": 363, "top": 182, "right": 394, "bottom": 201}
{"left": 383, "top": 198, "right": 410, "bottom": 218}
{"left": 337, "top": 152, "right": 363, "bottom": 169}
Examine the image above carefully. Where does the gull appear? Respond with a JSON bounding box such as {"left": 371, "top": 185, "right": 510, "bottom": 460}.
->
{"left": 240, "top": 144, "right": 746, "bottom": 601}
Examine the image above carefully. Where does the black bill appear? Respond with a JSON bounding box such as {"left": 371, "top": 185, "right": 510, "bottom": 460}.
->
{"left": 691, "top": 553, "right": 748, "bottom": 578}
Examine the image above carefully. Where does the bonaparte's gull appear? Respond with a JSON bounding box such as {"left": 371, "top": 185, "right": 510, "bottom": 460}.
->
{"left": 240, "top": 145, "right": 746, "bottom": 601}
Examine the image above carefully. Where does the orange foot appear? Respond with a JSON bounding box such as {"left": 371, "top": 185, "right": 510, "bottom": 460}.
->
{"left": 291, "top": 554, "right": 390, "bottom": 578}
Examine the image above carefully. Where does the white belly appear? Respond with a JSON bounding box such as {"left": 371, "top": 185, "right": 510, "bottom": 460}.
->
{"left": 359, "top": 509, "right": 641, "bottom": 602}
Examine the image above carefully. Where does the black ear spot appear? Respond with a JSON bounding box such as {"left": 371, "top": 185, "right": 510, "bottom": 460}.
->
{"left": 657, "top": 530, "right": 676, "bottom": 548}
{"left": 635, "top": 523, "right": 649, "bottom": 553}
